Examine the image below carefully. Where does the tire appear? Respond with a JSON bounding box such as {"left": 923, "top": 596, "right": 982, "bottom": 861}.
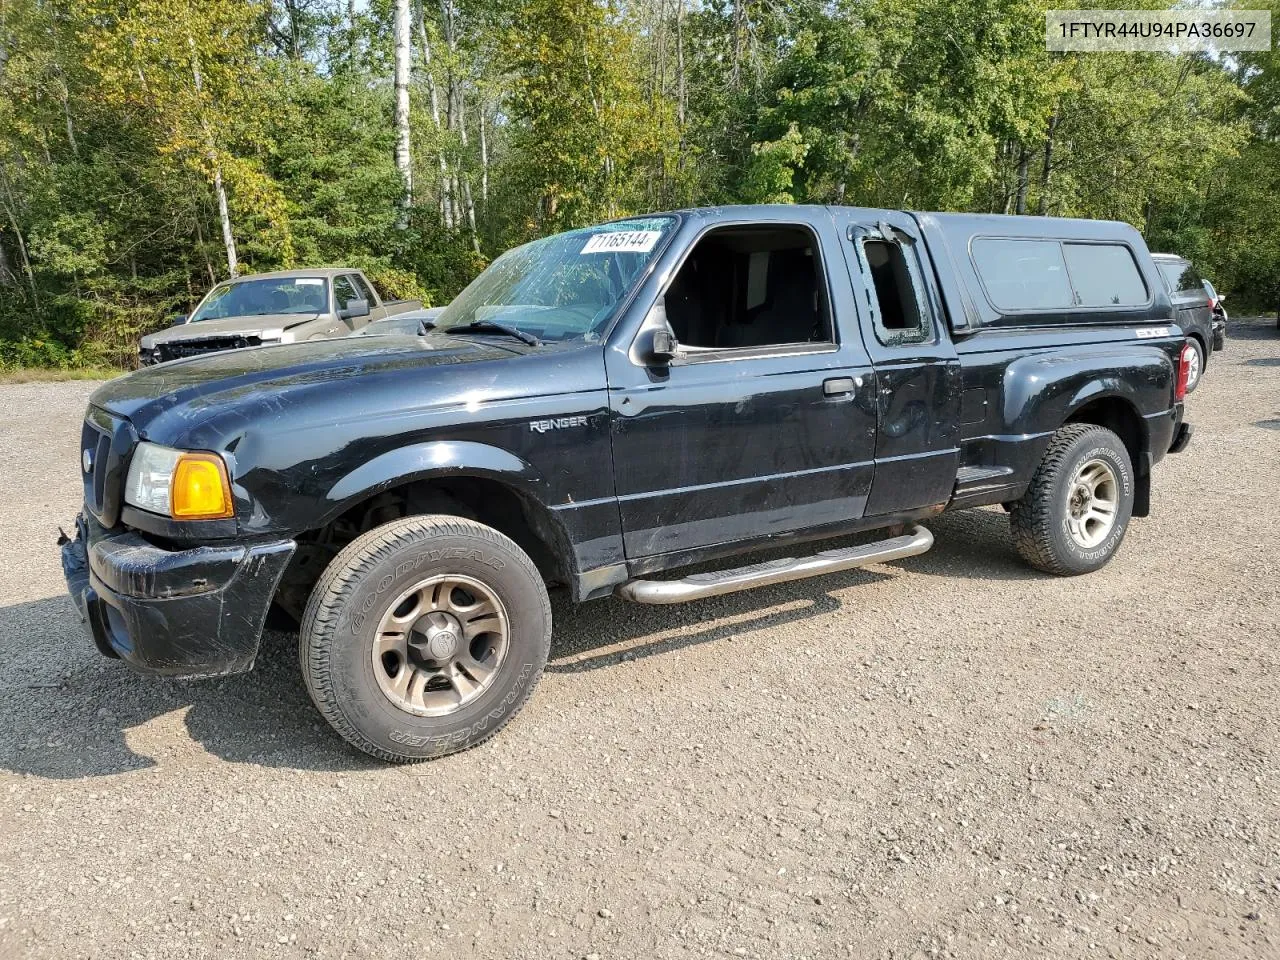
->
{"left": 1009, "top": 424, "right": 1135, "bottom": 576}
{"left": 300, "top": 515, "right": 552, "bottom": 762}
{"left": 1184, "top": 337, "right": 1205, "bottom": 393}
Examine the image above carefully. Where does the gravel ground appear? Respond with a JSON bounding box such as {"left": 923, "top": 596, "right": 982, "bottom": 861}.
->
{"left": 0, "top": 318, "right": 1277, "bottom": 960}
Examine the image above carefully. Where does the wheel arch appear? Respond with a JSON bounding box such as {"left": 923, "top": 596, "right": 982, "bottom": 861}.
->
{"left": 1063, "top": 393, "right": 1150, "bottom": 517}
{"left": 273, "top": 442, "right": 578, "bottom": 621}
{"left": 323, "top": 440, "right": 544, "bottom": 512}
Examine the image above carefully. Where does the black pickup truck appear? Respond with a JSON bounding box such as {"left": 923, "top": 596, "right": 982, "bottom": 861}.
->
{"left": 61, "top": 206, "right": 1194, "bottom": 762}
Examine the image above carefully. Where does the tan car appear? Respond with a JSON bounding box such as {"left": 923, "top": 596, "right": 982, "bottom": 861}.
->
{"left": 139, "top": 268, "right": 422, "bottom": 365}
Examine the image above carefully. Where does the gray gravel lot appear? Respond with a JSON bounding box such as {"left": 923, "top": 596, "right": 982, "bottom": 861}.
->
{"left": 1, "top": 319, "right": 1278, "bottom": 959}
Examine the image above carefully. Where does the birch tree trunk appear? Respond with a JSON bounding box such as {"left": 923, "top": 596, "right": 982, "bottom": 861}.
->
{"left": 416, "top": 1, "right": 453, "bottom": 227}
{"left": 456, "top": 93, "right": 479, "bottom": 251}
{"left": 212, "top": 164, "right": 238, "bottom": 276}
{"left": 440, "top": 0, "right": 459, "bottom": 228}
{"left": 479, "top": 109, "right": 488, "bottom": 204}
{"left": 1014, "top": 145, "right": 1029, "bottom": 215}
{"left": 58, "top": 76, "right": 79, "bottom": 158}
{"left": 676, "top": 0, "right": 686, "bottom": 128}
{"left": 188, "top": 37, "right": 238, "bottom": 276}
{"left": 393, "top": 0, "right": 414, "bottom": 219}
{"left": 0, "top": 163, "right": 39, "bottom": 306}
{"left": 1037, "top": 112, "right": 1058, "bottom": 216}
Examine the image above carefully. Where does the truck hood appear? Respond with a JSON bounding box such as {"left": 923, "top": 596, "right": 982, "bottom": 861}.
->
{"left": 91, "top": 334, "right": 523, "bottom": 437}
{"left": 140, "top": 312, "right": 320, "bottom": 347}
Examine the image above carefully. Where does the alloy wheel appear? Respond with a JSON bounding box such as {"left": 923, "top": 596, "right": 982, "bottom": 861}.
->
{"left": 371, "top": 574, "right": 510, "bottom": 717}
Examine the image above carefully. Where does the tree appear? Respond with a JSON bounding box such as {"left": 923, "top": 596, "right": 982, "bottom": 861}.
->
{"left": 393, "top": 0, "right": 413, "bottom": 218}
{"left": 81, "top": 0, "right": 289, "bottom": 276}
{"left": 500, "top": 0, "right": 676, "bottom": 236}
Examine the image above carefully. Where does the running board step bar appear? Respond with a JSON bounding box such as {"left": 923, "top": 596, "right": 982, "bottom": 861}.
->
{"left": 615, "top": 525, "right": 934, "bottom": 605}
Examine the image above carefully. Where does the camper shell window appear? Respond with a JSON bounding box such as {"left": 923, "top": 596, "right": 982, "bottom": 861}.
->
{"left": 970, "top": 237, "right": 1150, "bottom": 317}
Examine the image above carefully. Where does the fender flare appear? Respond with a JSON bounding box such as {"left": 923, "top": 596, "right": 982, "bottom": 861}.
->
{"left": 1062, "top": 383, "right": 1150, "bottom": 453}
{"left": 321, "top": 440, "right": 548, "bottom": 525}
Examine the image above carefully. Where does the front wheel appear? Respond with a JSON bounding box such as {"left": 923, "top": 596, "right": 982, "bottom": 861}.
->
{"left": 300, "top": 515, "right": 552, "bottom": 762}
{"left": 1009, "top": 424, "right": 1134, "bottom": 576}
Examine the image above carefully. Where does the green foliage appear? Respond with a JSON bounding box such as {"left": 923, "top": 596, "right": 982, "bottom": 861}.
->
{"left": 1, "top": 0, "right": 1278, "bottom": 370}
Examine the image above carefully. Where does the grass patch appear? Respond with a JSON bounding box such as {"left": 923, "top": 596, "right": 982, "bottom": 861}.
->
{"left": 0, "top": 366, "right": 126, "bottom": 384}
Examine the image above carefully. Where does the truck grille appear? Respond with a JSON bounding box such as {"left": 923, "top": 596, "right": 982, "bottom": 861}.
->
{"left": 81, "top": 407, "right": 134, "bottom": 528}
{"left": 153, "top": 335, "right": 263, "bottom": 363}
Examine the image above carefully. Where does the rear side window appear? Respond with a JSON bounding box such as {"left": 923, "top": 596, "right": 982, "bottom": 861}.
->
{"left": 350, "top": 274, "right": 376, "bottom": 303}
{"left": 1063, "top": 243, "right": 1147, "bottom": 307}
{"left": 863, "top": 240, "right": 932, "bottom": 345}
{"left": 971, "top": 238, "right": 1074, "bottom": 311}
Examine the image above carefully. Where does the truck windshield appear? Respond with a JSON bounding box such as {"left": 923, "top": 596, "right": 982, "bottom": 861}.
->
{"left": 190, "top": 277, "right": 328, "bottom": 321}
{"left": 435, "top": 217, "right": 677, "bottom": 342}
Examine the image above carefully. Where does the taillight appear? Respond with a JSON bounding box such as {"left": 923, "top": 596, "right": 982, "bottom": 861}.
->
{"left": 1175, "top": 342, "right": 1194, "bottom": 400}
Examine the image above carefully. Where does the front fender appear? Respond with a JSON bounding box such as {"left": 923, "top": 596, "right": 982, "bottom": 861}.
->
{"left": 323, "top": 440, "right": 545, "bottom": 520}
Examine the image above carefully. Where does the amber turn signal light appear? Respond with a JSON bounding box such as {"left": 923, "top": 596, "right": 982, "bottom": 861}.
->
{"left": 170, "top": 453, "right": 234, "bottom": 519}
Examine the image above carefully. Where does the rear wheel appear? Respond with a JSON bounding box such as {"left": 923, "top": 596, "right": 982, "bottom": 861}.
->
{"left": 1010, "top": 424, "right": 1134, "bottom": 576}
{"left": 300, "top": 515, "right": 551, "bottom": 762}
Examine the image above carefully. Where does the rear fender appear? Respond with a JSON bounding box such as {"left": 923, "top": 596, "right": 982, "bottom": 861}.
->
{"left": 994, "top": 345, "right": 1174, "bottom": 494}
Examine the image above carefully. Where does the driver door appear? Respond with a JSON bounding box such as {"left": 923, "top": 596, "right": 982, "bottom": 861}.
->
{"left": 333, "top": 275, "right": 367, "bottom": 333}
{"left": 605, "top": 213, "right": 879, "bottom": 563}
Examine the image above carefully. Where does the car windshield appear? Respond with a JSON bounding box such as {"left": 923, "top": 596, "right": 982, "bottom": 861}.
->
{"left": 191, "top": 277, "right": 328, "bottom": 321}
{"left": 435, "top": 217, "right": 677, "bottom": 342}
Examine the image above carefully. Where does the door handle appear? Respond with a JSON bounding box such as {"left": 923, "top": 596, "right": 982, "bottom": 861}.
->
{"left": 823, "top": 376, "right": 861, "bottom": 397}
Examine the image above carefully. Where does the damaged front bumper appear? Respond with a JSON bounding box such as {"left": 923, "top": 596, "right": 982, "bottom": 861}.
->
{"left": 60, "top": 513, "right": 295, "bottom": 678}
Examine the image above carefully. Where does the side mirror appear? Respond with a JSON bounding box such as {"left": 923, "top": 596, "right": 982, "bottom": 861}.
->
{"left": 642, "top": 297, "right": 682, "bottom": 365}
{"left": 651, "top": 328, "right": 678, "bottom": 362}
{"left": 340, "top": 298, "right": 370, "bottom": 320}
{"left": 169, "top": 314, "right": 188, "bottom": 326}
{"left": 1217, "top": 294, "right": 1226, "bottom": 303}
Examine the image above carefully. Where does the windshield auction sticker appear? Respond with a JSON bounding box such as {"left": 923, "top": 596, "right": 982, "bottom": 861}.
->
{"left": 580, "top": 231, "right": 662, "bottom": 254}
{"left": 1047, "top": 10, "right": 1271, "bottom": 52}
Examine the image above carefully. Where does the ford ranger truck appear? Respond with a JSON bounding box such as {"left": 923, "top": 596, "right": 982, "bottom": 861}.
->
{"left": 61, "top": 206, "right": 1194, "bottom": 762}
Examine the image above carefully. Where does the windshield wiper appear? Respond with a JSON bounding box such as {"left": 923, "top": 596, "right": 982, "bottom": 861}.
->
{"left": 418, "top": 318, "right": 437, "bottom": 335}
{"left": 444, "top": 320, "right": 540, "bottom": 346}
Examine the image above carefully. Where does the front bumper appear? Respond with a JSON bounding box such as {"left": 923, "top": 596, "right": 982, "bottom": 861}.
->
{"left": 61, "top": 513, "right": 294, "bottom": 678}
{"left": 1212, "top": 319, "right": 1226, "bottom": 351}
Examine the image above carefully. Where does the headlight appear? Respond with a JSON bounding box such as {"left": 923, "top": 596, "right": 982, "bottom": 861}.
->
{"left": 124, "top": 442, "right": 234, "bottom": 520}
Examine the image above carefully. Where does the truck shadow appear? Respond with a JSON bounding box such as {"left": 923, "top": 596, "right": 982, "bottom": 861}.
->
{"left": 0, "top": 509, "right": 1033, "bottom": 779}
{"left": 0, "top": 597, "right": 383, "bottom": 779}
{"left": 548, "top": 507, "right": 1036, "bottom": 674}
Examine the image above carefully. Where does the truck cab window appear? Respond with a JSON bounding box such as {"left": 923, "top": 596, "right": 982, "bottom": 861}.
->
{"left": 333, "top": 275, "right": 359, "bottom": 310}
{"left": 863, "top": 239, "right": 931, "bottom": 346}
{"left": 664, "top": 226, "right": 831, "bottom": 350}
